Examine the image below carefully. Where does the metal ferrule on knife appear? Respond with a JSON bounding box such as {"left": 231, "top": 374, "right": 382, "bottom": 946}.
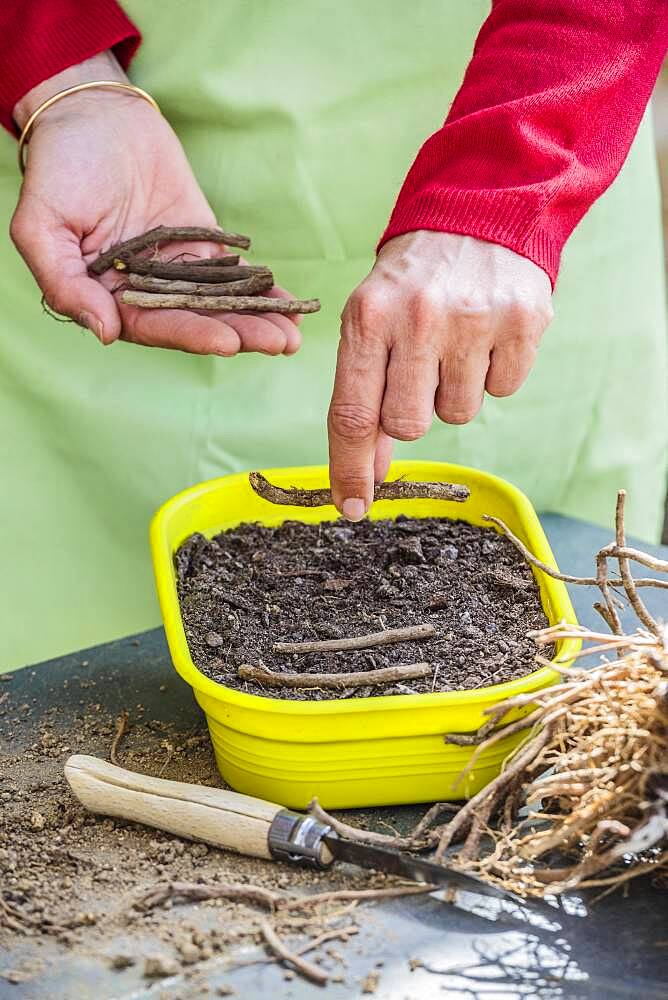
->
{"left": 267, "top": 809, "right": 335, "bottom": 868}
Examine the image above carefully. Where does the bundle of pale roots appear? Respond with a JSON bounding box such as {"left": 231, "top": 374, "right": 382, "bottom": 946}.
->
{"left": 448, "top": 624, "right": 668, "bottom": 896}
{"left": 310, "top": 490, "right": 668, "bottom": 897}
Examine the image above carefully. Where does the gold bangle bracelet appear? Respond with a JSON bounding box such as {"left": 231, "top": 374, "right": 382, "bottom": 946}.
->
{"left": 17, "top": 80, "right": 161, "bottom": 174}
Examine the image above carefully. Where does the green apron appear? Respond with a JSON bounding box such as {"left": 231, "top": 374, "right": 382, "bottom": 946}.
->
{"left": 0, "top": 1, "right": 665, "bottom": 671}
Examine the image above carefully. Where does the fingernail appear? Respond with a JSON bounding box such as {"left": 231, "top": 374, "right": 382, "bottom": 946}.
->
{"left": 79, "top": 311, "right": 105, "bottom": 342}
{"left": 342, "top": 498, "right": 367, "bottom": 522}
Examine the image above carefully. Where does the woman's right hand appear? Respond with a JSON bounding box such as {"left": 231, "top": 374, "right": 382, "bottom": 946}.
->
{"left": 10, "top": 51, "right": 301, "bottom": 357}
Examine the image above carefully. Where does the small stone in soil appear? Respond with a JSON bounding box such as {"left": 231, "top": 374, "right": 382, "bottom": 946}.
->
{"left": 362, "top": 969, "right": 381, "bottom": 993}
{"left": 110, "top": 953, "right": 136, "bottom": 970}
{"left": 30, "top": 809, "right": 46, "bottom": 830}
{"left": 1, "top": 970, "right": 32, "bottom": 984}
{"left": 144, "top": 953, "right": 181, "bottom": 978}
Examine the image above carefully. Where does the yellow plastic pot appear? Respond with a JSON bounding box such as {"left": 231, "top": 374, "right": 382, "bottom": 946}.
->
{"left": 150, "top": 461, "right": 579, "bottom": 808}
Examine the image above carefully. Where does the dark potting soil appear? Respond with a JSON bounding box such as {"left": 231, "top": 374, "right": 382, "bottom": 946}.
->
{"left": 176, "top": 517, "right": 553, "bottom": 701}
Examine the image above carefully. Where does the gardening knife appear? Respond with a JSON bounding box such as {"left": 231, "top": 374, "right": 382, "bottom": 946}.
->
{"left": 64, "top": 754, "right": 514, "bottom": 904}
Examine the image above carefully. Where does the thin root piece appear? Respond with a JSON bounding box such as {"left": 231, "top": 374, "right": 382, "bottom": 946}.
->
{"left": 308, "top": 797, "right": 430, "bottom": 850}
{"left": 118, "top": 260, "right": 269, "bottom": 282}
{"left": 273, "top": 623, "right": 436, "bottom": 655}
{"left": 249, "top": 471, "right": 470, "bottom": 507}
{"left": 615, "top": 490, "right": 659, "bottom": 635}
{"left": 481, "top": 514, "right": 668, "bottom": 592}
{"left": 280, "top": 885, "right": 437, "bottom": 909}
{"left": 443, "top": 718, "right": 497, "bottom": 746}
{"left": 134, "top": 880, "right": 280, "bottom": 913}
{"left": 127, "top": 272, "right": 274, "bottom": 296}
{"left": 259, "top": 919, "right": 329, "bottom": 985}
{"left": 408, "top": 802, "right": 461, "bottom": 843}
{"left": 110, "top": 710, "right": 129, "bottom": 766}
{"left": 238, "top": 662, "right": 433, "bottom": 689}
{"left": 121, "top": 290, "right": 320, "bottom": 313}
{"left": 434, "top": 727, "right": 553, "bottom": 862}
{"left": 41, "top": 293, "right": 74, "bottom": 324}
{"left": 88, "top": 225, "right": 251, "bottom": 274}
{"left": 296, "top": 923, "right": 359, "bottom": 955}
{"left": 481, "top": 515, "right": 600, "bottom": 586}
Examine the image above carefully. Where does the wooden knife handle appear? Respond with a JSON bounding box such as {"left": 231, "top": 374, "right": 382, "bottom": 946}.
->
{"left": 64, "top": 754, "right": 283, "bottom": 860}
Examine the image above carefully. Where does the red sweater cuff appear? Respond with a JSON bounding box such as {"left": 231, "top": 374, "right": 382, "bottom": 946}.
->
{"left": 380, "top": 188, "right": 560, "bottom": 288}
{"left": 0, "top": 0, "right": 141, "bottom": 135}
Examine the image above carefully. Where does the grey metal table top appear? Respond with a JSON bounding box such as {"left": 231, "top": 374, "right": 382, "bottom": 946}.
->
{"left": 1, "top": 513, "right": 667, "bottom": 1000}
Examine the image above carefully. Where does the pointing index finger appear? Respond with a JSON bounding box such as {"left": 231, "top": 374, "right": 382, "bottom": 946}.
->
{"left": 327, "top": 314, "right": 389, "bottom": 520}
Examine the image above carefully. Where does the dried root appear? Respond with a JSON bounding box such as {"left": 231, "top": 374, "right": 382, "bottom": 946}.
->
{"left": 431, "top": 490, "right": 667, "bottom": 894}
{"left": 249, "top": 470, "right": 470, "bottom": 506}
{"left": 122, "top": 291, "right": 320, "bottom": 314}
{"left": 88, "top": 225, "right": 251, "bottom": 274}
{"left": 258, "top": 919, "right": 329, "bottom": 985}
{"left": 117, "top": 261, "right": 268, "bottom": 282}
{"left": 308, "top": 798, "right": 433, "bottom": 851}
{"left": 303, "top": 491, "right": 668, "bottom": 898}
{"left": 273, "top": 623, "right": 436, "bottom": 654}
{"left": 237, "top": 661, "right": 433, "bottom": 689}
{"left": 134, "top": 879, "right": 436, "bottom": 915}
{"left": 483, "top": 488, "right": 668, "bottom": 636}
{"left": 134, "top": 880, "right": 280, "bottom": 912}
{"left": 83, "top": 226, "right": 321, "bottom": 319}
{"left": 110, "top": 710, "right": 129, "bottom": 766}
{"left": 451, "top": 626, "right": 668, "bottom": 895}
{"left": 127, "top": 272, "right": 274, "bottom": 296}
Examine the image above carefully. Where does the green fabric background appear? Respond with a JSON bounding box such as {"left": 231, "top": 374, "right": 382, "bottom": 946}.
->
{"left": 0, "top": 1, "right": 665, "bottom": 671}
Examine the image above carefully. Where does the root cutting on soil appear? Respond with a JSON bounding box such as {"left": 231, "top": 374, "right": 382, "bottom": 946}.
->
{"left": 237, "top": 661, "right": 433, "bottom": 689}
{"left": 272, "top": 622, "right": 436, "bottom": 654}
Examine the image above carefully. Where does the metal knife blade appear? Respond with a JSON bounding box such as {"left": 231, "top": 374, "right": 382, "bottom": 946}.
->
{"left": 323, "top": 834, "right": 519, "bottom": 903}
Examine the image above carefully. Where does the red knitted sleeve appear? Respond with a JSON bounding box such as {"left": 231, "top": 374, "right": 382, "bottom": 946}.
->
{"left": 0, "top": 0, "right": 140, "bottom": 135}
{"left": 379, "top": 0, "right": 668, "bottom": 286}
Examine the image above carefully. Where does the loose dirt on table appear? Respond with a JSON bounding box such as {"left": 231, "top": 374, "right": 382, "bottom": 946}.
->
{"left": 176, "top": 516, "right": 552, "bottom": 700}
{"left": 0, "top": 692, "right": 395, "bottom": 988}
